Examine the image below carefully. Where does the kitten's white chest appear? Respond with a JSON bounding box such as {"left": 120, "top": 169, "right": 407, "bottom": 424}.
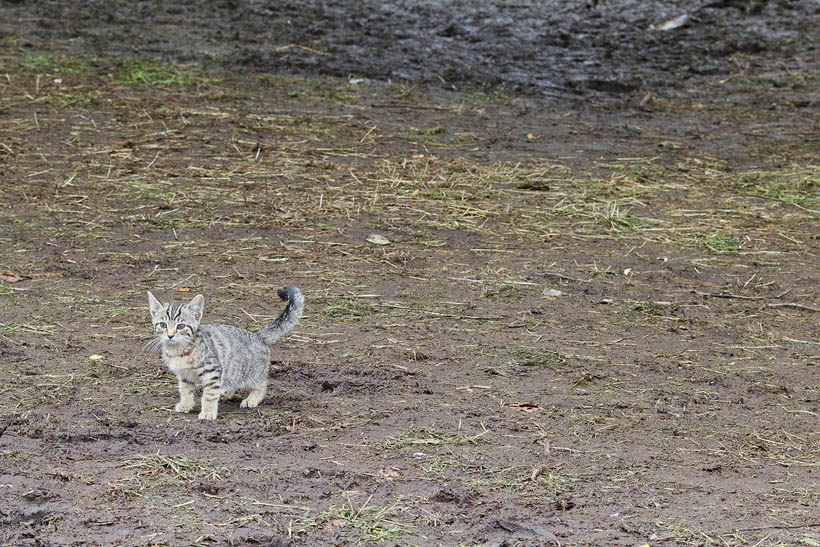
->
{"left": 165, "top": 354, "right": 194, "bottom": 373}
{"left": 164, "top": 353, "right": 199, "bottom": 385}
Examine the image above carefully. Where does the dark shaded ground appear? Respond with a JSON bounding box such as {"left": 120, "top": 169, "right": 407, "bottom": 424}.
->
{"left": 5, "top": 0, "right": 819, "bottom": 98}
{"left": 0, "top": 1, "right": 819, "bottom": 546}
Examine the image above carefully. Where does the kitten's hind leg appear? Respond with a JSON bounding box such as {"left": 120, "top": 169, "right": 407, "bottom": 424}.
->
{"left": 175, "top": 378, "right": 196, "bottom": 413}
{"left": 240, "top": 384, "right": 267, "bottom": 409}
{"left": 220, "top": 389, "right": 236, "bottom": 401}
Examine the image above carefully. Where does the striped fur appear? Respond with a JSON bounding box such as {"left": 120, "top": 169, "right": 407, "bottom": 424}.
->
{"left": 147, "top": 288, "right": 304, "bottom": 420}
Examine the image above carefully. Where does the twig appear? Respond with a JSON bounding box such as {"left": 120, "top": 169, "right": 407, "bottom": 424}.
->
{"left": 779, "top": 405, "right": 820, "bottom": 418}
{"left": 273, "top": 44, "right": 329, "bottom": 56}
{"left": 782, "top": 336, "right": 820, "bottom": 345}
{"left": 696, "top": 289, "right": 791, "bottom": 300}
{"left": 728, "top": 522, "right": 820, "bottom": 533}
{"left": 529, "top": 465, "right": 546, "bottom": 481}
{"left": 767, "top": 302, "right": 820, "bottom": 313}
{"left": 168, "top": 273, "right": 195, "bottom": 289}
{"left": 370, "top": 102, "right": 454, "bottom": 111}
{"left": 172, "top": 499, "right": 195, "bottom": 508}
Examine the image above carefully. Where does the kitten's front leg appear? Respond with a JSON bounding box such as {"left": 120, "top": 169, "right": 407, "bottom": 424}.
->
{"left": 198, "top": 362, "right": 221, "bottom": 420}
{"left": 199, "top": 385, "right": 220, "bottom": 420}
{"left": 175, "top": 377, "right": 196, "bottom": 413}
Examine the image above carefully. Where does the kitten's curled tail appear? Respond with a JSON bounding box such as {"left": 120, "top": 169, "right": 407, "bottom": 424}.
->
{"left": 259, "top": 287, "right": 304, "bottom": 346}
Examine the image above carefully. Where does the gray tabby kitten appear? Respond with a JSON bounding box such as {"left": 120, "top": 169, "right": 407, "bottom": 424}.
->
{"left": 147, "top": 287, "right": 304, "bottom": 420}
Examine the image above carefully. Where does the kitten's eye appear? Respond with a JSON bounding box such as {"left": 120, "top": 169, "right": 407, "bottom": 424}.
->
{"left": 159, "top": 321, "right": 167, "bottom": 328}
{"left": 177, "top": 323, "right": 186, "bottom": 330}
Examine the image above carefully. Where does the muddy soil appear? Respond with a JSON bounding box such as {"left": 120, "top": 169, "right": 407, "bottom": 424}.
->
{"left": 1, "top": 1, "right": 819, "bottom": 546}
{"left": 4, "top": 0, "right": 819, "bottom": 98}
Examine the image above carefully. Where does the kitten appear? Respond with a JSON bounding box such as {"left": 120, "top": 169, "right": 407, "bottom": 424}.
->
{"left": 146, "top": 287, "right": 304, "bottom": 420}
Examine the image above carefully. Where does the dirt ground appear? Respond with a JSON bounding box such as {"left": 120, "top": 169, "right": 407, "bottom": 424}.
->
{"left": 1, "top": 1, "right": 819, "bottom": 545}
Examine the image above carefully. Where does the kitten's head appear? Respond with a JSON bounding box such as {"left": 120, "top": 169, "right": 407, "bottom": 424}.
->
{"left": 147, "top": 291, "right": 204, "bottom": 348}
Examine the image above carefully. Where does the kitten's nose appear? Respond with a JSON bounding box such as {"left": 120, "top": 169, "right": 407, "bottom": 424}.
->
{"left": 167, "top": 331, "right": 175, "bottom": 339}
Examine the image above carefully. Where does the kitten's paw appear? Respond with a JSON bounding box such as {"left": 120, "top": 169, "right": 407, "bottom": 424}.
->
{"left": 240, "top": 398, "right": 258, "bottom": 409}
{"left": 198, "top": 410, "right": 218, "bottom": 420}
{"left": 220, "top": 390, "right": 236, "bottom": 401}
{"left": 175, "top": 401, "right": 195, "bottom": 413}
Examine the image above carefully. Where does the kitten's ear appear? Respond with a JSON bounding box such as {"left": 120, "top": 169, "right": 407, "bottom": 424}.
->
{"left": 147, "top": 291, "right": 164, "bottom": 319}
{"left": 187, "top": 294, "right": 205, "bottom": 322}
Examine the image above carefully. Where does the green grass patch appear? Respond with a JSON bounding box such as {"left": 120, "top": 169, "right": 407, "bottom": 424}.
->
{"left": 480, "top": 283, "right": 518, "bottom": 299}
{"left": 385, "top": 428, "right": 488, "bottom": 450}
{"left": 24, "top": 53, "right": 92, "bottom": 74}
{"left": 697, "top": 230, "right": 743, "bottom": 254}
{"left": 296, "top": 499, "right": 418, "bottom": 542}
{"left": 385, "top": 82, "right": 418, "bottom": 101}
{"left": 466, "top": 90, "right": 511, "bottom": 106}
{"left": 321, "top": 84, "right": 358, "bottom": 103}
{"left": 123, "top": 451, "right": 221, "bottom": 481}
{"left": 385, "top": 431, "right": 456, "bottom": 449}
{"left": 592, "top": 200, "right": 650, "bottom": 231}
{"left": 55, "top": 92, "right": 99, "bottom": 109}
{"left": 116, "top": 58, "right": 200, "bottom": 86}
{"left": 511, "top": 349, "right": 569, "bottom": 368}
{"left": 532, "top": 469, "right": 575, "bottom": 492}
{"left": 322, "top": 299, "right": 376, "bottom": 320}
{"left": 465, "top": 464, "right": 577, "bottom": 495}
{"left": 732, "top": 169, "right": 820, "bottom": 209}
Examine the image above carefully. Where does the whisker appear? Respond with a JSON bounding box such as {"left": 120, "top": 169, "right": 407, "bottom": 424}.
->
{"left": 142, "top": 336, "right": 163, "bottom": 356}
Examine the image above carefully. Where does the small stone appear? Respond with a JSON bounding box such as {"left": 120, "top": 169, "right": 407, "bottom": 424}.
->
{"left": 366, "top": 234, "right": 390, "bottom": 245}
